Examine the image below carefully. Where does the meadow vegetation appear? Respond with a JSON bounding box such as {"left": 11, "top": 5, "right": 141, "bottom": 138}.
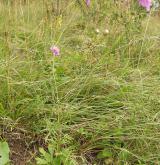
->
{"left": 0, "top": 0, "right": 160, "bottom": 164}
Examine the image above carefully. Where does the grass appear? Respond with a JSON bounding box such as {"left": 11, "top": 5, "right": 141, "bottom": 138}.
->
{"left": 0, "top": 0, "right": 160, "bottom": 164}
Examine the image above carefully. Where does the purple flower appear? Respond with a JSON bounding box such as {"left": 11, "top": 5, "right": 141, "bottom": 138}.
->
{"left": 86, "top": 0, "right": 90, "bottom": 6}
{"left": 139, "top": 0, "right": 152, "bottom": 11}
{"left": 50, "top": 46, "right": 60, "bottom": 56}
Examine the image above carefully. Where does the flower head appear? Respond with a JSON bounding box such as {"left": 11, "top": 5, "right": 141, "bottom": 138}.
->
{"left": 104, "top": 29, "right": 109, "bottom": 34}
{"left": 95, "top": 28, "right": 100, "bottom": 34}
{"left": 139, "top": 0, "right": 152, "bottom": 11}
{"left": 86, "top": 0, "right": 90, "bottom": 6}
{"left": 50, "top": 46, "right": 60, "bottom": 56}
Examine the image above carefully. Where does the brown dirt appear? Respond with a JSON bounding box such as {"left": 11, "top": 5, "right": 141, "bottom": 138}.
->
{"left": 1, "top": 128, "right": 45, "bottom": 165}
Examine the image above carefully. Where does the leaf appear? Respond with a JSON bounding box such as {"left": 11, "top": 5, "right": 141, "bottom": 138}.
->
{"left": 118, "top": 150, "right": 129, "bottom": 161}
{"left": 38, "top": 148, "right": 52, "bottom": 163}
{"left": 48, "top": 145, "right": 54, "bottom": 155}
{"left": 36, "top": 157, "right": 48, "bottom": 165}
{"left": 0, "top": 141, "right": 10, "bottom": 165}
{"left": 39, "top": 148, "right": 47, "bottom": 157}
{"left": 97, "top": 149, "right": 112, "bottom": 159}
{"left": 53, "top": 156, "right": 62, "bottom": 165}
{"left": 0, "top": 103, "right": 4, "bottom": 111}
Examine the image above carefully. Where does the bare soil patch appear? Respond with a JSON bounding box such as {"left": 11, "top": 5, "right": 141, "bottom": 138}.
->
{"left": 1, "top": 128, "right": 45, "bottom": 165}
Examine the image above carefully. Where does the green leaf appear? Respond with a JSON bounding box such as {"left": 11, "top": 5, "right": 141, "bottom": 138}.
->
{"left": 97, "top": 149, "right": 112, "bottom": 159}
{"left": 39, "top": 148, "right": 47, "bottom": 157}
{"left": 0, "top": 141, "right": 10, "bottom": 165}
{"left": 0, "top": 103, "right": 4, "bottom": 111}
{"left": 53, "top": 156, "right": 62, "bottom": 165}
{"left": 118, "top": 150, "right": 129, "bottom": 161}
{"left": 48, "top": 145, "right": 54, "bottom": 155}
{"left": 38, "top": 148, "right": 52, "bottom": 163}
{"left": 36, "top": 157, "right": 48, "bottom": 165}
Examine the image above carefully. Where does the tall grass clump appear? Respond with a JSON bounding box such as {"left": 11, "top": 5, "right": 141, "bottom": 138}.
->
{"left": 0, "top": 0, "right": 160, "bottom": 164}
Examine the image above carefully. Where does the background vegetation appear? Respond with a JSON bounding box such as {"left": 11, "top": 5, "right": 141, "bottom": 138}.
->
{"left": 0, "top": 0, "right": 160, "bottom": 164}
